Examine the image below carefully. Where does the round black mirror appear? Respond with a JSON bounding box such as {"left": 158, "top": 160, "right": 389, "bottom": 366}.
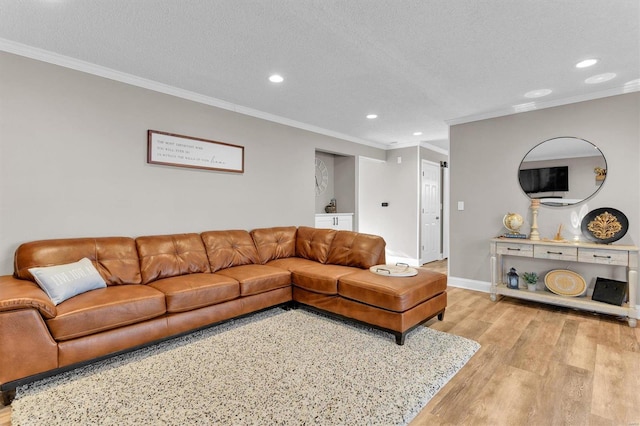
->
{"left": 518, "top": 137, "right": 606, "bottom": 207}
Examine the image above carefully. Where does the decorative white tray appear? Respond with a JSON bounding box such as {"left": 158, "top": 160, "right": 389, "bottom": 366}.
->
{"left": 369, "top": 264, "right": 418, "bottom": 277}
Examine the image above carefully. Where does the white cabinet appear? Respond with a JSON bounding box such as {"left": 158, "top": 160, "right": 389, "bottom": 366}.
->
{"left": 490, "top": 238, "right": 638, "bottom": 327}
{"left": 315, "top": 213, "right": 353, "bottom": 231}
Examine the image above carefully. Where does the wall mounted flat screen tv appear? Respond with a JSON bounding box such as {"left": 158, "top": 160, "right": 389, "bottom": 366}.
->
{"left": 519, "top": 166, "right": 569, "bottom": 194}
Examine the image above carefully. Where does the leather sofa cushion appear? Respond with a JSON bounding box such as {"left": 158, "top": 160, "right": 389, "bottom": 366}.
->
{"left": 136, "top": 233, "right": 211, "bottom": 284}
{"left": 326, "top": 231, "right": 386, "bottom": 269}
{"left": 149, "top": 273, "right": 239, "bottom": 313}
{"left": 14, "top": 237, "right": 141, "bottom": 285}
{"left": 292, "top": 264, "right": 361, "bottom": 295}
{"left": 250, "top": 226, "right": 297, "bottom": 264}
{"left": 338, "top": 268, "right": 447, "bottom": 312}
{"left": 295, "top": 226, "right": 336, "bottom": 264}
{"left": 216, "top": 265, "right": 291, "bottom": 296}
{"left": 46, "top": 285, "right": 166, "bottom": 341}
{"left": 201, "top": 230, "right": 260, "bottom": 272}
{"left": 265, "top": 257, "right": 321, "bottom": 272}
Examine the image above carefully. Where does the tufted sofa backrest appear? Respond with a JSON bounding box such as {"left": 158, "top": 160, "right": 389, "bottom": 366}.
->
{"left": 326, "top": 231, "right": 386, "bottom": 269}
{"left": 14, "top": 237, "right": 142, "bottom": 285}
{"left": 12, "top": 228, "right": 388, "bottom": 286}
{"left": 136, "top": 233, "right": 211, "bottom": 284}
{"left": 295, "top": 226, "right": 337, "bottom": 264}
{"left": 201, "top": 230, "right": 260, "bottom": 272}
{"left": 250, "top": 226, "right": 297, "bottom": 264}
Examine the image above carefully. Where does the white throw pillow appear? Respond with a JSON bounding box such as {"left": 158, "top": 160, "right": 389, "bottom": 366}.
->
{"left": 29, "top": 257, "right": 107, "bottom": 305}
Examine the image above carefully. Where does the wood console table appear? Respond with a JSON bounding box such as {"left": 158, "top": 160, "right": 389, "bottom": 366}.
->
{"left": 490, "top": 238, "right": 638, "bottom": 327}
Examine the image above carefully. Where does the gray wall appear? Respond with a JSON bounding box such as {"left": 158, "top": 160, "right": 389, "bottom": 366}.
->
{"left": 420, "top": 147, "right": 448, "bottom": 165}
{"left": 449, "top": 93, "right": 640, "bottom": 286}
{"left": 359, "top": 146, "right": 421, "bottom": 264}
{"left": 334, "top": 155, "right": 356, "bottom": 216}
{"left": 358, "top": 145, "right": 449, "bottom": 265}
{"left": 0, "top": 52, "right": 385, "bottom": 274}
{"left": 384, "top": 146, "right": 421, "bottom": 263}
{"left": 358, "top": 147, "right": 420, "bottom": 264}
{"left": 357, "top": 157, "right": 387, "bottom": 238}
{"left": 314, "top": 151, "right": 356, "bottom": 215}
{"left": 314, "top": 151, "right": 337, "bottom": 214}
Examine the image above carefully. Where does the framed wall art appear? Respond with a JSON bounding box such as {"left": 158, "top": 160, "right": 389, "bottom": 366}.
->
{"left": 147, "top": 130, "right": 244, "bottom": 173}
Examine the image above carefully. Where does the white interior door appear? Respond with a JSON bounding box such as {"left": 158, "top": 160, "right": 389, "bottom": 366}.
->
{"left": 421, "top": 160, "right": 441, "bottom": 264}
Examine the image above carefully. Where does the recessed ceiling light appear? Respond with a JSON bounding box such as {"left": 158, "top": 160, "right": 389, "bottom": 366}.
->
{"left": 513, "top": 102, "right": 537, "bottom": 113}
{"left": 585, "top": 73, "right": 616, "bottom": 84}
{"left": 576, "top": 59, "right": 598, "bottom": 68}
{"left": 366, "top": 114, "right": 378, "bottom": 119}
{"left": 623, "top": 78, "right": 640, "bottom": 92}
{"left": 413, "top": 132, "right": 423, "bottom": 136}
{"left": 268, "top": 74, "right": 284, "bottom": 83}
{"left": 524, "top": 89, "right": 552, "bottom": 98}
{"left": 624, "top": 78, "right": 640, "bottom": 87}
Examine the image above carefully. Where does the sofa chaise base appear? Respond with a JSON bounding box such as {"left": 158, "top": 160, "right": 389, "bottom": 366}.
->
{"left": 294, "top": 302, "right": 445, "bottom": 345}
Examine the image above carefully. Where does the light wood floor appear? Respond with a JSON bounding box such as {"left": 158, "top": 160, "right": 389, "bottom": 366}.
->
{"left": 415, "top": 260, "right": 640, "bottom": 425}
{"left": 2, "top": 259, "right": 638, "bottom": 425}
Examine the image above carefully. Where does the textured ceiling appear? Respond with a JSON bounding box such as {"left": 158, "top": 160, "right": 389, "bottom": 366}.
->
{"left": 1, "top": 1, "right": 638, "bottom": 150}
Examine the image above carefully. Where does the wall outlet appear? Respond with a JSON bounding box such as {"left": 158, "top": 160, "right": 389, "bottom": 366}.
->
{"left": 457, "top": 201, "right": 464, "bottom": 211}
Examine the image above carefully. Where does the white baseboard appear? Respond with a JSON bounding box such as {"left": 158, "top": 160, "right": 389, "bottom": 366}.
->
{"left": 385, "top": 255, "right": 421, "bottom": 267}
{"left": 447, "top": 276, "right": 491, "bottom": 293}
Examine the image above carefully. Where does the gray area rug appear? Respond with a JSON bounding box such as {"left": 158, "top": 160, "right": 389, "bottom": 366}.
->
{"left": 13, "top": 309, "right": 479, "bottom": 425}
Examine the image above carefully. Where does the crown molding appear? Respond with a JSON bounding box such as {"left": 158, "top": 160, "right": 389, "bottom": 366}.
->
{"left": 447, "top": 84, "right": 640, "bottom": 126}
{"left": 0, "top": 39, "right": 389, "bottom": 151}
{"left": 384, "top": 141, "right": 416, "bottom": 150}
{"left": 7, "top": 38, "right": 633, "bottom": 151}
{"left": 384, "top": 141, "right": 449, "bottom": 156}
{"left": 419, "top": 142, "right": 449, "bottom": 156}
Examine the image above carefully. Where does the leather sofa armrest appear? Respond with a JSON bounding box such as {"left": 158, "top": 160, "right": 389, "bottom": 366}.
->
{"left": 0, "top": 275, "right": 57, "bottom": 319}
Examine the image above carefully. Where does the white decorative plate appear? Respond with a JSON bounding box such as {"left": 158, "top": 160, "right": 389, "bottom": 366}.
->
{"left": 369, "top": 264, "right": 418, "bottom": 277}
{"left": 544, "top": 270, "right": 587, "bottom": 297}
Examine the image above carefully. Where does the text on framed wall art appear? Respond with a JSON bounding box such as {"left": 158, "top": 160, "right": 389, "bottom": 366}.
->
{"left": 147, "top": 130, "right": 244, "bottom": 173}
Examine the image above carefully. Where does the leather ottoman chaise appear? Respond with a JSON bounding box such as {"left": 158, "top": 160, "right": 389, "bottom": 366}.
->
{"left": 330, "top": 269, "right": 447, "bottom": 344}
{"left": 0, "top": 226, "right": 447, "bottom": 404}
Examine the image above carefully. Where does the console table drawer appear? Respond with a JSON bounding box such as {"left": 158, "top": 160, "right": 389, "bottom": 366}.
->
{"left": 534, "top": 245, "right": 577, "bottom": 261}
{"left": 496, "top": 243, "right": 533, "bottom": 257}
{"left": 578, "top": 248, "right": 629, "bottom": 266}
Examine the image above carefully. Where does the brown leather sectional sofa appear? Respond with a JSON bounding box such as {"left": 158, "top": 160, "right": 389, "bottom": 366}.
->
{"left": 0, "top": 226, "right": 447, "bottom": 403}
